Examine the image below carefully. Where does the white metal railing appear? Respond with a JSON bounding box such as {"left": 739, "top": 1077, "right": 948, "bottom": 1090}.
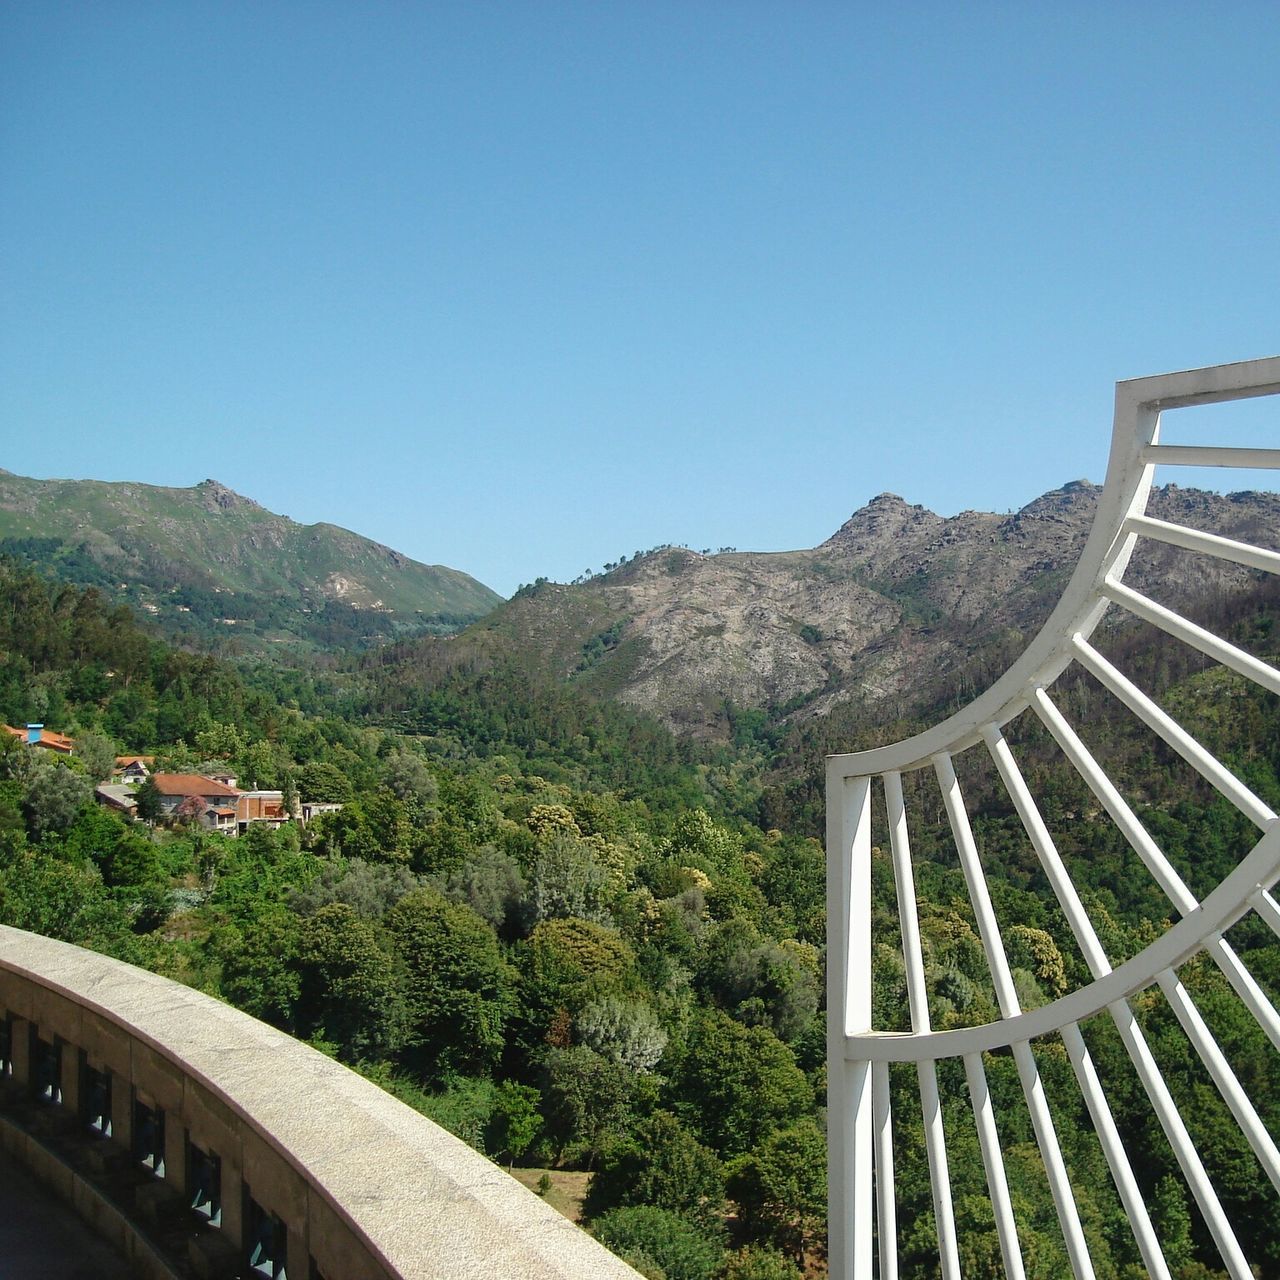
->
{"left": 826, "top": 356, "right": 1280, "bottom": 1280}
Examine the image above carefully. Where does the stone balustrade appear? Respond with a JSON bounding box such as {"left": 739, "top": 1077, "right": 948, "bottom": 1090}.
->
{"left": 0, "top": 924, "right": 642, "bottom": 1280}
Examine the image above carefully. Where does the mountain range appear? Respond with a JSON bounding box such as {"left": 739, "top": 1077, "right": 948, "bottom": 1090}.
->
{"left": 0, "top": 471, "right": 501, "bottom": 652}
{"left": 3, "top": 467, "right": 1274, "bottom": 740}
{"left": 394, "top": 480, "right": 1279, "bottom": 739}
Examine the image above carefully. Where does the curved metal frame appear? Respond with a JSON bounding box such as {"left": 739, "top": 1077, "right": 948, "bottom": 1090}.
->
{"left": 826, "top": 356, "right": 1280, "bottom": 1280}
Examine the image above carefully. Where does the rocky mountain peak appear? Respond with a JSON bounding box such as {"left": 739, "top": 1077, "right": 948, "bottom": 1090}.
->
{"left": 822, "top": 492, "right": 942, "bottom": 552}
{"left": 196, "top": 479, "right": 262, "bottom": 513}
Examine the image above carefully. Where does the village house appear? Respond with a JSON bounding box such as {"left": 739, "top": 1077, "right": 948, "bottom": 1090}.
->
{"left": 150, "top": 774, "right": 242, "bottom": 835}
{"left": 3, "top": 723, "right": 75, "bottom": 755}
{"left": 114, "top": 755, "right": 154, "bottom": 784}
{"left": 235, "top": 790, "right": 297, "bottom": 833}
{"left": 94, "top": 784, "right": 138, "bottom": 819}
{"left": 300, "top": 800, "right": 344, "bottom": 825}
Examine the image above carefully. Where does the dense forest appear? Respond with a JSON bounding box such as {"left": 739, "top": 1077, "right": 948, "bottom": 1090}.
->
{"left": 2, "top": 557, "right": 1279, "bottom": 1279}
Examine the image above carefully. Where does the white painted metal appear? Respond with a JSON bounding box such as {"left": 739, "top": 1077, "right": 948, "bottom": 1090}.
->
{"left": 1124, "top": 512, "right": 1280, "bottom": 575}
{"left": 1107, "top": 998, "right": 1252, "bottom": 1280}
{"left": 1030, "top": 685, "right": 1199, "bottom": 913}
{"left": 846, "top": 823, "right": 1280, "bottom": 1060}
{"left": 1070, "top": 634, "right": 1276, "bottom": 829}
{"left": 1011, "top": 1038, "right": 1097, "bottom": 1280}
{"left": 1143, "top": 444, "right": 1280, "bottom": 469}
{"left": 872, "top": 1060, "right": 898, "bottom": 1280}
{"left": 884, "top": 771, "right": 963, "bottom": 1278}
{"left": 827, "top": 776, "right": 873, "bottom": 1280}
{"left": 1154, "top": 965, "right": 1280, "bottom": 1195}
{"left": 933, "top": 752, "right": 1021, "bottom": 1017}
{"left": 1060, "top": 1022, "right": 1172, "bottom": 1280}
{"left": 965, "top": 1051, "right": 1028, "bottom": 1280}
{"left": 826, "top": 357, "right": 1280, "bottom": 1279}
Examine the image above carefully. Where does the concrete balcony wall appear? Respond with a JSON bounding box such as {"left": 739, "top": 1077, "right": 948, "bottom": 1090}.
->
{"left": 0, "top": 925, "right": 643, "bottom": 1280}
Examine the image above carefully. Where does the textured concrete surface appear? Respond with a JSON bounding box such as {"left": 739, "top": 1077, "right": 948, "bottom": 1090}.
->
{"left": 0, "top": 926, "right": 644, "bottom": 1279}
{"left": 0, "top": 1145, "right": 134, "bottom": 1279}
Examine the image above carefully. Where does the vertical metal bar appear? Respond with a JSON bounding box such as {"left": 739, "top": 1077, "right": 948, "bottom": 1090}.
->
{"left": 1010, "top": 1040, "right": 1096, "bottom": 1280}
{"left": 1072, "top": 635, "right": 1274, "bottom": 829}
{"left": 985, "top": 725, "right": 1172, "bottom": 1275}
{"left": 917, "top": 1059, "right": 961, "bottom": 1280}
{"left": 827, "top": 772, "right": 873, "bottom": 1280}
{"left": 964, "top": 1052, "right": 1028, "bottom": 1280}
{"left": 884, "top": 771, "right": 961, "bottom": 1279}
{"left": 1107, "top": 999, "right": 1253, "bottom": 1280}
{"left": 1061, "top": 1023, "right": 1172, "bottom": 1280}
{"left": 933, "top": 752, "right": 1020, "bottom": 1017}
{"left": 1155, "top": 966, "right": 1280, "bottom": 1193}
{"left": 884, "top": 772, "right": 931, "bottom": 1032}
{"left": 872, "top": 1060, "right": 898, "bottom": 1280}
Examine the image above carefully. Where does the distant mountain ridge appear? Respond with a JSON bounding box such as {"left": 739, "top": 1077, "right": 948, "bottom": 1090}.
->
{"left": 385, "top": 481, "right": 1280, "bottom": 738}
{"left": 0, "top": 471, "right": 501, "bottom": 651}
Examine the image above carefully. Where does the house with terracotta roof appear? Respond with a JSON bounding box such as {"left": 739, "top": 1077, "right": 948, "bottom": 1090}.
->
{"left": 3, "top": 724, "right": 75, "bottom": 755}
{"left": 150, "top": 774, "right": 242, "bottom": 835}
{"left": 114, "top": 755, "right": 154, "bottom": 784}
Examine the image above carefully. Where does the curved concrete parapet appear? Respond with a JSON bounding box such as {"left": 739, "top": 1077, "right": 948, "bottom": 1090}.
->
{"left": 826, "top": 357, "right": 1280, "bottom": 1280}
{"left": 0, "top": 925, "right": 643, "bottom": 1280}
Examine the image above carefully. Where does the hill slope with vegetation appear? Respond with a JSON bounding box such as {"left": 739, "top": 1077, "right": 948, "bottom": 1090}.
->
{"left": 390, "top": 483, "right": 1280, "bottom": 741}
{"left": 0, "top": 470, "right": 501, "bottom": 652}
{"left": 4, "top": 554, "right": 1280, "bottom": 1277}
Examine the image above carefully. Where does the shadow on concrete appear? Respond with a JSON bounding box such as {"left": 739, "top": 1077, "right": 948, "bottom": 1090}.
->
{"left": 0, "top": 1146, "right": 133, "bottom": 1279}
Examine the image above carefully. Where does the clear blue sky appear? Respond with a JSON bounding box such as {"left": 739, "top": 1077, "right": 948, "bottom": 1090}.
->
{"left": 3, "top": 3, "right": 1278, "bottom": 597}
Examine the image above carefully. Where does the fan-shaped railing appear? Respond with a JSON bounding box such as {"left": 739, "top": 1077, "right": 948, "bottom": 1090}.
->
{"left": 827, "top": 356, "right": 1280, "bottom": 1280}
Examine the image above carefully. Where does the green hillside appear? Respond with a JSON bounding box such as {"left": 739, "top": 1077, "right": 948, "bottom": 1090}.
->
{"left": 0, "top": 471, "right": 501, "bottom": 651}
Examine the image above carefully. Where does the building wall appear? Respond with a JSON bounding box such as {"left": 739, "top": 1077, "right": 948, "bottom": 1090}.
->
{"left": 0, "top": 926, "right": 642, "bottom": 1280}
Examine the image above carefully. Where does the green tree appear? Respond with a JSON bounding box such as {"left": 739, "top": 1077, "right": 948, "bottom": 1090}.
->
{"left": 22, "top": 760, "right": 92, "bottom": 842}
{"left": 75, "top": 732, "right": 118, "bottom": 784}
{"left": 215, "top": 908, "right": 302, "bottom": 1028}
{"left": 295, "top": 902, "right": 404, "bottom": 1061}
{"left": 133, "top": 774, "right": 162, "bottom": 823}
{"left": 538, "top": 1044, "right": 636, "bottom": 1163}
{"left": 722, "top": 1246, "right": 802, "bottom": 1280}
{"left": 297, "top": 761, "right": 353, "bottom": 804}
{"left": 669, "top": 1009, "right": 810, "bottom": 1158}
{"left": 584, "top": 1110, "right": 725, "bottom": 1232}
{"left": 483, "top": 1080, "right": 542, "bottom": 1167}
{"left": 576, "top": 995, "right": 667, "bottom": 1072}
{"left": 385, "top": 887, "right": 516, "bottom": 1078}
{"left": 592, "top": 1206, "right": 723, "bottom": 1280}
{"left": 726, "top": 1118, "right": 827, "bottom": 1259}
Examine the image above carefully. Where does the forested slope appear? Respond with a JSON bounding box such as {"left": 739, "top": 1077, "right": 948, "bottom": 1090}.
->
{"left": 2, "top": 557, "right": 1279, "bottom": 1277}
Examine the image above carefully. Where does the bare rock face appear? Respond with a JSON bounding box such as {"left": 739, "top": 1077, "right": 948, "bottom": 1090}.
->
{"left": 196, "top": 479, "right": 262, "bottom": 513}
{"left": 484, "top": 483, "right": 1280, "bottom": 738}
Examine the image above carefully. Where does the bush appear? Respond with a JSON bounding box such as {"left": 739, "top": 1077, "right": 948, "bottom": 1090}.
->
{"left": 592, "top": 1206, "right": 722, "bottom": 1280}
{"left": 584, "top": 1110, "right": 724, "bottom": 1232}
{"left": 722, "top": 1246, "right": 802, "bottom": 1280}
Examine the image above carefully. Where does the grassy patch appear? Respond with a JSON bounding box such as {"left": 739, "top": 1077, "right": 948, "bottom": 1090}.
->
{"left": 509, "top": 1167, "right": 592, "bottom": 1222}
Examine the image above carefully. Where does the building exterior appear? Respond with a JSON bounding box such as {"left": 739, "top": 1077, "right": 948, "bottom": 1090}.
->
{"left": 149, "top": 774, "right": 242, "bottom": 835}
{"left": 113, "top": 756, "right": 153, "bottom": 783}
{"left": 234, "top": 790, "right": 294, "bottom": 833}
{"left": 2, "top": 724, "right": 75, "bottom": 755}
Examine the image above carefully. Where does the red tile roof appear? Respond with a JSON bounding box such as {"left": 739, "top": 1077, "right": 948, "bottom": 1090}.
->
{"left": 3, "top": 725, "right": 75, "bottom": 752}
{"left": 151, "top": 773, "right": 242, "bottom": 798}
